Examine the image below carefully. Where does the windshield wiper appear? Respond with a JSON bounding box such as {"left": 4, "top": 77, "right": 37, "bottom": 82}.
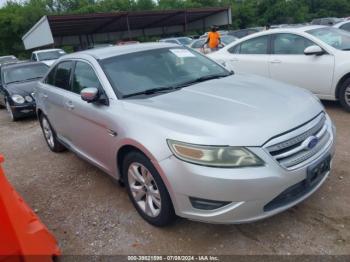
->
{"left": 6, "top": 77, "right": 42, "bottom": 85}
{"left": 5, "top": 80, "right": 25, "bottom": 84}
{"left": 175, "top": 72, "right": 234, "bottom": 88}
{"left": 122, "top": 72, "right": 233, "bottom": 98}
{"left": 122, "top": 86, "right": 178, "bottom": 98}
{"left": 342, "top": 48, "right": 350, "bottom": 51}
{"left": 24, "top": 77, "right": 43, "bottom": 81}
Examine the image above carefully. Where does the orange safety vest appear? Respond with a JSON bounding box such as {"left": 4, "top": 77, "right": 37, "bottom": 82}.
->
{"left": 208, "top": 31, "right": 221, "bottom": 49}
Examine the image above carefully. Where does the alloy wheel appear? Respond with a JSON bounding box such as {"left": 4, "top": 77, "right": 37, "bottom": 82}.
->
{"left": 127, "top": 163, "right": 162, "bottom": 218}
{"left": 345, "top": 85, "right": 350, "bottom": 106}
{"left": 42, "top": 117, "right": 55, "bottom": 148}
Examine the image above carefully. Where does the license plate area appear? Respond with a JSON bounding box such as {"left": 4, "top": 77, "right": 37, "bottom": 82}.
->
{"left": 307, "top": 155, "right": 331, "bottom": 187}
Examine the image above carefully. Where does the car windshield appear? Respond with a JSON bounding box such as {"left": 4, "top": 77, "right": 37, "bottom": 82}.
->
{"left": 101, "top": 47, "right": 230, "bottom": 98}
{"left": 37, "top": 50, "right": 66, "bottom": 61}
{"left": 307, "top": 27, "right": 350, "bottom": 50}
{"left": 177, "top": 37, "right": 193, "bottom": 45}
{"left": 221, "top": 35, "right": 238, "bottom": 45}
{"left": 3, "top": 64, "right": 49, "bottom": 84}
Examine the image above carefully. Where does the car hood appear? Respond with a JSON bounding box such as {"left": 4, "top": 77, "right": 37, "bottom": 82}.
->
{"left": 122, "top": 74, "right": 323, "bottom": 146}
{"left": 6, "top": 80, "right": 38, "bottom": 96}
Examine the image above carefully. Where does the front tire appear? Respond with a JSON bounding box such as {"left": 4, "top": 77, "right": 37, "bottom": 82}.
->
{"left": 123, "top": 151, "right": 176, "bottom": 227}
{"left": 39, "top": 114, "right": 66, "bottom": 152}
{"left": 339, "top": 79, "right": 350, "bottom": 112}
{"left": 6, "top": 100, "right": 18, "bottom": 121}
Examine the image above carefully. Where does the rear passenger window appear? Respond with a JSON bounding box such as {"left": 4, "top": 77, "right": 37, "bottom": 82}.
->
{"left": 239, "top": 36, "right": 269, "bottom": 54}
{"left": 72, "top": 62, "right": 101, "bottom": 94}
{"left": 228, "top": 44, "right": 241, "bottom": 54}
{"left": 54, "top": 61, "right": 73, "bottom": 90}
{"left": 45, "top": 67, "right": 56, "bottom": 86}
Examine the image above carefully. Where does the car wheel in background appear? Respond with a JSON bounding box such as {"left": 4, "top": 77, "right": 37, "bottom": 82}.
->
{"left": 39, "top": 115, "right": 66, "bottom": 152}
{"left": 6, "top": 100, "right": 17, "bottom": 121}
{"left": 339, "top": 79, "right": 350, "bottom": 112}
{"left": 123, "top": 151, "right": 176, "bottom": 227}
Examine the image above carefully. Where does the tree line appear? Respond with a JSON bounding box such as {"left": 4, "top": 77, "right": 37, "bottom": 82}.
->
{"left": 1, "top": 0, "right": 350, "bottom": 57}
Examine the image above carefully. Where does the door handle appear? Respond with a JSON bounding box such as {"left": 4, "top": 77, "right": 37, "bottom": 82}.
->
{"left": 270, "top": 60, "right": 282, "bottom": 64}
{"left": 230, "top": 58, "right": 239, "bottom": 62}
{"left": 42, "top": 94, "right": 48, "bottom": 99}
{"left": 65, "top": 101, "right": 75, "bottom": 110}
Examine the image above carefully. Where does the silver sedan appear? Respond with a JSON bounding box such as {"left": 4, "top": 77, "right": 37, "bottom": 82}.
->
{"left": 35, "top": 43, "right": 335, "bottom": 226}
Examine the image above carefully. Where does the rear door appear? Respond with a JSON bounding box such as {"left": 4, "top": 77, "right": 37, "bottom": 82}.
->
{"left": 268, "top": 33, "right": 334, "bottom": 95}
{"left": 40, "top": 61, "right": 74, "bottom": 139}
{"left": 226, "top": 35, "right": 271, "bottom": 77}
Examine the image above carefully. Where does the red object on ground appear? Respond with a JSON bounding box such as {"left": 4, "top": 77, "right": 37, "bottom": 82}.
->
{"left": 0, "top": 155, "right": 60, "bottom": 261}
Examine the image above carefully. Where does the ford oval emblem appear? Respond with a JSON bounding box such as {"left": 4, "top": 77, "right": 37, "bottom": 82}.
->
{"left": 307, "top": 136, "right": 319, "bottom": 150}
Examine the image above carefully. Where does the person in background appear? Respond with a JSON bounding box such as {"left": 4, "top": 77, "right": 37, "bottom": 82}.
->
{"left": 265, "top": 24, "right": 271, "bottom": 30}
{"left": 203, "top": 26, "right": 221, "bottom": 51}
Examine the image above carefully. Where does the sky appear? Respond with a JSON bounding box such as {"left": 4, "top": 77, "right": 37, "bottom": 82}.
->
{"left": 0, "top": 0, "right": 7, "bottom": 7}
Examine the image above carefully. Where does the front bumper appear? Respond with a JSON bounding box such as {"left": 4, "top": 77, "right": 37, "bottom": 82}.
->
{"left": 11, "top": 103, "right": 36, "bottom": 117}
{"left": 158, "top": 119, "right": 336, "bottom": 224}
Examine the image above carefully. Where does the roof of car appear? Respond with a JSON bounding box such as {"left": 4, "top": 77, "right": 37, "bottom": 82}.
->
{"left": 33, "top": 48, "right": 64, "bottom": 54}
{"left": 0, "top": 55, "right": 16, "bottom": 59}
{"left": 65, "top": 42, "right": 179, "bottom": 60}
{"left": 235, "top": 25, "right": 327, "bottom": 40}
{"left": 333, "top": 20, "right": 350, "bottom": 28}
{"left": 160, "top": 37, "right": 191, "bottom": 41}
{"left": 266, "top": 25, "right": 325, "bottom": 33}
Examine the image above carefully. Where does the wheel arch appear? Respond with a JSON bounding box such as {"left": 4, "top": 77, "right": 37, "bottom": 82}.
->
{"left": 115, "top": 140, "right": 177, "bottom": 211}
{"left": 36, "top": 108, "right": 43, "bottom": 120}
{"left": 335, "top": 72, "right": 350, "bottom": 99}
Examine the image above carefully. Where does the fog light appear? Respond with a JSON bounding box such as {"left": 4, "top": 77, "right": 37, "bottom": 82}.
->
{"left": 189, "top": 197, "right": 231, "bottom": 210}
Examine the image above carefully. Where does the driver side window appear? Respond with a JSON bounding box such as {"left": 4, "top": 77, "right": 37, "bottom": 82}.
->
{"left": 272, "top": 33, "right": 315, "bottom": 55}
{"left": 72, "top": 62, "right": 101, "bottom": 95}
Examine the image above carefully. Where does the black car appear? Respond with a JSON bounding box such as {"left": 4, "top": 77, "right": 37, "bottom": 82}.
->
{"left": 0, "top": 62, "right": 49, "bottom": 121}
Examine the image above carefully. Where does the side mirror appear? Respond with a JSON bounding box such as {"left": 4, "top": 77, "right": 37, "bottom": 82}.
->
{"left": 81, "top": 87, "right": 99, "bottom": 103}
{"left": 304, "top": 45, "right": 325, "bottom": 56}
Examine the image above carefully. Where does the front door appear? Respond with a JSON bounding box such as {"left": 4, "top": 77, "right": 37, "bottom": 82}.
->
{"left": 268, "top": 33, "right": 335, "bottom": 96}
{"left": 61, "top": 61, "right": 116, "bottom": 173}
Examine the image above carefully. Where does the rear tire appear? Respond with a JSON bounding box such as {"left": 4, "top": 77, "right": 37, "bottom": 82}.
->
{"left": 39, "top": 114, "right": 66, "bottom": 152}
{"left": 339, "top": 78, "right": 350, "bottom": 112}
{"left": 122, "top": 151, "right": 176, "bottom": 227}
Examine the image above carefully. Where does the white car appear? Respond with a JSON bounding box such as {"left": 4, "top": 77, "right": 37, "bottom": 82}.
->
{"left": 31, "top": 49, "right": 66, "bottom": 66}
{"left": 159, "top": 37, "right": 193, "bottom": 46}
{"left": 208, "top": 25, "right": 350, "bottom": 111}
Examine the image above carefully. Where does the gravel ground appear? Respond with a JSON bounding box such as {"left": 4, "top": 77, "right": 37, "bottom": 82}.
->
{"left": 0, "top": 101, "right": 349, "bottom": 255}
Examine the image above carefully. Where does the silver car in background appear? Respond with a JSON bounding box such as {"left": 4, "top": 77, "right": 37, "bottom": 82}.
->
{"left": 35, "top": 43, "right": 335, "bottom": 226}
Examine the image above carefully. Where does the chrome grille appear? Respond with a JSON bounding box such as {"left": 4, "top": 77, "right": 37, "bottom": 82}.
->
{"left": 266, "top": 114, "right": 331, "bottom": 169}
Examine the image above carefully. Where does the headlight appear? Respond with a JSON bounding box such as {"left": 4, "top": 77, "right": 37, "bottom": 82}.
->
{"left": 11, "top": 94, "right": 25, "bottom": 104}
{"left": 25, "top": 96, "right": 33, "bottom": 102}
{"left": 167, "top": 140, "right": 264, "bottom": 168}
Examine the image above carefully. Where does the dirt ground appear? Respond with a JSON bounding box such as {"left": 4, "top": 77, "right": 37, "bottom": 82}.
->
{"left": 0, "top": 101, "right": 349, "bottom": 255}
